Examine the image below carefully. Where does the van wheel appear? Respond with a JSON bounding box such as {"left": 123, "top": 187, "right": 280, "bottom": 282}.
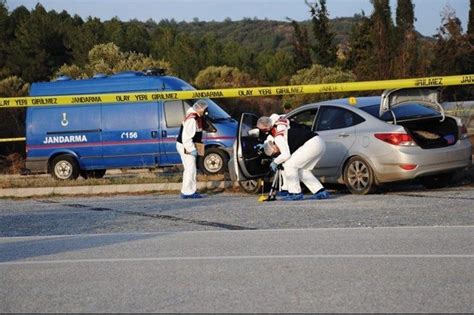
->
{"left": 50, "top": 155, "right": 79, "bottom": 180}
{"left": 199, "top": 148, "right": 228, "bottom": 175}
{"left": 343, "top": 157, "right": 376, "bottom": 195}
{"left": 81, "top": 169, "right": 106, "bottom": 179}
{"left": 238, "top": 179, "right": 262, "bottom": 194}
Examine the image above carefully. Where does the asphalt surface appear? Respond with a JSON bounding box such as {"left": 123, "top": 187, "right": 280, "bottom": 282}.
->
{"left": 1, "top": 187, "right": 473, "bottom": 312}
{"left": 1, "top": 227, "right": 473, "bottom": 312}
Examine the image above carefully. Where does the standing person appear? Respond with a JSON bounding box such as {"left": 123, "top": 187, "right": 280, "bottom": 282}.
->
{"left": 259, "top": 116, "right": 330, "bottom": 201}
{"left": 176, "top": 100, "right": 208, "bottom": 199}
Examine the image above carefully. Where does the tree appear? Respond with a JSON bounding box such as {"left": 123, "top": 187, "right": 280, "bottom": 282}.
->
{"left": 370, "top": 0, "right": 395, "bottom": 79}
{"left": 9, "top": 4, "right": 73, "bottom": 82}
{"left": 345, "top": 12, "right": 376, "bottom": 80}
{"left": 282, "top": 64, "right": 355, "bottom": 108}
{"left": 468, "top": 0, "right": 474, "bottom": 43}
{"left": 394, "top": 0, "right": 419, "bottom": 77}
{"left": 194, "top": 66, "right": 256, "bottom": 89}
{"left": 288, "top": 19, "right": 312, "bottom": 70}
{"left": 0, "top": 0, "right": 9, "bottom": 76}
{"left": 306, "top": 0, "right": 337, "bottom": 66}
{"left": 262, "top": 50, "right": 296, "bottom": 84}
{"left": 55, "top": 43, "right": 173, "bottom": 78}
{"left": 431, "top": 7, "right": 474, "bottom": 100}
{"left": 0, "top": 76, "right": 29, "bottom": 157}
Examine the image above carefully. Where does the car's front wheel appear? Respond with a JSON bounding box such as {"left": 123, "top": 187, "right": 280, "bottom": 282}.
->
{"left": 238, "top": 179, "right": 262, "bottom": 194}
{"left": 343, "top": 156, "right": 376, "bottom": 194}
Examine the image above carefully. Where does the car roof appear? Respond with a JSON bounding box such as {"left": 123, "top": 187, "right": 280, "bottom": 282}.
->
{"left": 311, "top": 96, "right": 381, "bottom": 108}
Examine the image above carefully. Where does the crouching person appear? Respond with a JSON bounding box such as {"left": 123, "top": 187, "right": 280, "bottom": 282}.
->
{"left": 259, "top": 117, "right": 330, "bottom": 201}
{"left": 176, "top": 100, "right": 208, "bottom": 199}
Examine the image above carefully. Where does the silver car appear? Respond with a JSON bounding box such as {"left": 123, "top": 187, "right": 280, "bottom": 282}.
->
{"left": 230, "top": 88, "right": 472, "bottom": 194}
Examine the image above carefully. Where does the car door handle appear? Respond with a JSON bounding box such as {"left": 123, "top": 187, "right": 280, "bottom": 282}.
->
{"left": 151, "top": 131, "right": 158, "bottom": 138}
{"left": 338, "top": 133, "right": 350, "bottom": 138}
{"left": 161, "top": 130, "right": 167, "bottom": 138}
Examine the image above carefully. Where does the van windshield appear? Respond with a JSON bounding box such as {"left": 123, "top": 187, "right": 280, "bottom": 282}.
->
{"left": 203, "top": 99, "right": 232, "bottom": 120}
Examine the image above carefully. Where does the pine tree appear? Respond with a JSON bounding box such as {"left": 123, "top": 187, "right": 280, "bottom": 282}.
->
{"left": 370, "top": 0, "right": 395, "bottom": 79}
{"left": 288, "top": 19, "right": 312, "bottom": 70}
{"left": 468, "top": 0, "right": 474, "bottom": 43}
{"left": 306, "top": 0, "right": 337, "bottom": 67}
{"left": 346, "top": 12, "right": 376, "bottom": 80}
{"left": 394, "top": 0, "right": 419, "bottom": 77}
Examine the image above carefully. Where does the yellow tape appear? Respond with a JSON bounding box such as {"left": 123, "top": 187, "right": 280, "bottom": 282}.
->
{"left": 0, "top": 74, "right": 472, "bottom": 108}
{"left": 0, "top": 137, "right": 26, "bottom": 142}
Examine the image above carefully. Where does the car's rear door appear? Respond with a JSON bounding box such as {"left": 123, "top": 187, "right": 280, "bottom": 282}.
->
{"left": 235, "top": 113, "right": 271, "bottom": 179}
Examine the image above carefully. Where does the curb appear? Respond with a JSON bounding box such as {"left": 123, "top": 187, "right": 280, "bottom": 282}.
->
{"left": 0, "top": 181, "right": 238, "bottom": 198}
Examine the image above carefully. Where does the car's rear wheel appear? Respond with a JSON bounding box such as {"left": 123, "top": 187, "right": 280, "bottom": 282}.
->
{"left": 50, "top": 155, "right": 79, "bottom": 180}
{"left": 419, "top": 173, "right": 453, "bottom": 189}
{"left": 343, "top": 156, "right": 376, "bottom": 195}
{"left": 199, "top": 148, "right": 228, "bottom": 175}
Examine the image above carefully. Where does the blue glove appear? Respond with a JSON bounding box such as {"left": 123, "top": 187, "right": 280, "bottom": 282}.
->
{"left": 270, "top": 161, "right": 278, "bottom": 172}
{"left": 190, "top": 150, "right": 198, "bottom": 157}
{"left": 255, "top": 143, "right": 264, "bottom": 150}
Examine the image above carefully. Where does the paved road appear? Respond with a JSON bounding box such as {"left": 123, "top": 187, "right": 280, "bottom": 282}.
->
{"left": 1, "top": 188, "right": 473, "bottom": 236}
{"left": 1, "top": 227, "right": 473, "bottom": 312}
{"left": 1, "top": 188, "right": 473, "bottom": 312}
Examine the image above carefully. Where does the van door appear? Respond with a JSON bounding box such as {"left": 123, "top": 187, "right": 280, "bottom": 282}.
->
{"left": 160, "top": 100, "right": 192, "bottom": 165}
{"left": 101, "top": 102, "right": 158, "bottom": 168}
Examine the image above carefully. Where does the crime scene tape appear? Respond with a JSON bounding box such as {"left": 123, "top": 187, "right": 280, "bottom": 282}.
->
{"left": 0, "top": 137, "right": 25, "bottom": 142}
{"left": 0, "top": 74, "right": 473, "bottom": 109}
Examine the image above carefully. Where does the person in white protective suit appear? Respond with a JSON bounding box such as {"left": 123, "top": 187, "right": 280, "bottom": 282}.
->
{"left": 258, "top": 116, "right": 330, "bottom": 201}
{"left": 256, "top": 113, "right": 290, "bottom": 196}
{"left": 176, "top": 100, "right": 208, "bottom": 199}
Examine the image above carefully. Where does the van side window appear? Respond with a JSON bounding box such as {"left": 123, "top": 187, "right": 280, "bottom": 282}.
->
{"left": 164, "top": 101, "right": 188, "bottom": 128}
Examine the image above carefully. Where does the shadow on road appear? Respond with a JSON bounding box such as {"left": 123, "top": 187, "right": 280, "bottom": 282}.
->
{"left": 0, "top": 233, "right": 159, "bottom": 263}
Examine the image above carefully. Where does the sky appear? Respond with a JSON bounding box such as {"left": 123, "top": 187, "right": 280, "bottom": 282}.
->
{"left": 6, "top": 0, "right": 471, "bottom": 37}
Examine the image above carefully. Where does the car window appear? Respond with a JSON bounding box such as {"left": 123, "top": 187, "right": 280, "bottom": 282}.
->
{"left": 288, "top": 108, "right": 318, "bottom": 130}
{"left": 360, "top": 103, "right": 441, "bottom": 122}
{"left": 164, "top": 100, "right": 190, "bottom": 128}
{"left": 315, "top": 106, "right": 365, "bottom": 131}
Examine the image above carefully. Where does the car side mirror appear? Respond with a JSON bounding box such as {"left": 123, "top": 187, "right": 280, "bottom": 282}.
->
{"left": 248, "top": 128, "right": 260, "bottom": 137}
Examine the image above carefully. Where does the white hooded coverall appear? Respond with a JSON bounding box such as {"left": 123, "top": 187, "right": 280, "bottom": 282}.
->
{"left": 176, "top": 107, "right": 202, "bottom": 195}
{"left": 269, "top": 127, "right": 326, "bottom": 194}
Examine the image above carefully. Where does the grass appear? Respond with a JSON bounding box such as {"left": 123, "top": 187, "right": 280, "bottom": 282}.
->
{"left": 0, "top": 171, "right": 229, "bottom": 189}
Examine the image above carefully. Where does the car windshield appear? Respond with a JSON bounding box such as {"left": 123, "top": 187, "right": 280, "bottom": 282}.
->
{"left": 360, "top": 103, "right": 441, "bottom": 121}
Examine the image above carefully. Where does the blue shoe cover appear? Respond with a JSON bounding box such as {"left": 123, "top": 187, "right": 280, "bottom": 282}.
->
{"left": 277, "top": 190, "right": 289, "bottom": 197}
{"left": 282, "top": 193, "right": 304, "bottom": 201}
{"left": 181, "top": 193, "right": 204, "bottom": 199}
{"left": 311, "top": 190, "right": 330, "bottom": 200}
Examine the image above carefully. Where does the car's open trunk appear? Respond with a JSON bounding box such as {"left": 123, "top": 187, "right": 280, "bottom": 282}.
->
{"left": 399, "top": 117, "right": 459, "bottom": 149}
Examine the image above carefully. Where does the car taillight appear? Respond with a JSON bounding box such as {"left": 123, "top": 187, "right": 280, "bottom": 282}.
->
{"left": 374, "top": 133, "right": 417, "bottom": 146}
{"left": 460, "top": 124, "right": 468, "bottom": 140}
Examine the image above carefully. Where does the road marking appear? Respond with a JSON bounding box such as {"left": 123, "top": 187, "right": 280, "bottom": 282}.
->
{"left": 1, "top": 254, "right": 473, "bottom": 266}
{"left": 1, "top": 225, "right": 473, "bottom": 240}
